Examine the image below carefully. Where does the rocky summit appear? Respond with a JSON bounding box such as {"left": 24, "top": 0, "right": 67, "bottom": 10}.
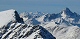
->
{"left": 0, "top": 8, "right": 80, "bottom": 39}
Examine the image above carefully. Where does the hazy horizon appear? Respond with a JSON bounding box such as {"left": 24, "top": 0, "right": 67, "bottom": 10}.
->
{"left": 0, "top": 0, "right": 80, "bottom": 14}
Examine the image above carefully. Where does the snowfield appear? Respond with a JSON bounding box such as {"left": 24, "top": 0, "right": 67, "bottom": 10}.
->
{"left": 0, "top": 9, "right": 23, "bottom": 28}
{"left": 0, "top": 9, "right": 56, "bottom": 39}
{"left": 0, "top": 8, "right": 80, "bottom": 39}
{"left": 0, "top": 9, "right": 16, "bottom": 28}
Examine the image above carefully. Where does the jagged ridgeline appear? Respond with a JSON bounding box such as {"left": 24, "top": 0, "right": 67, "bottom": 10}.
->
{"left": 20, "top": 8, "right": 80, "bottom": 39}
{"left": 0, "top": 8, "right": 80, "bottom": 39}
{"left": 0, "top": 9, "right": 56, "bottom": 39}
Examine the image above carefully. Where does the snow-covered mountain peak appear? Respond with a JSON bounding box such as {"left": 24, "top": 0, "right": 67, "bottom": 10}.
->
{"left": 0, "top": 9, "right": 16, "bottom": 13}
{"left": 60, "top": 8, "right": 74, "bottom": 19}
{"left": 61, "top": 7, "right": 72, "bottom": 16}
{"left": 0, "top": 9, "right": 23, "bottom": 28}
{"left": 63, "top": 7, "right": 70, "bottom": 11}
{"left": 0, "top": 8, "right": 80, "bottom": 39}
{"left": 0, "top": 9, "right": 56, "bottom": 39}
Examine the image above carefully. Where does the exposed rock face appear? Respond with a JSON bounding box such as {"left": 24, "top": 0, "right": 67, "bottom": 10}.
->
{"left": 1, "top": 8, "right": 80, "bottom": 39}
{"left": 14, "top": 11, "right": 24, "bottom": 23}
{"left": 1, "top": 23, "right": 56, "bottom": 39}
{"left": 20, "top": 8, "right": 80, "bottom": 39}
{"left": 0, "top": 9, "right": 24, "bottom": 27}
{"left": 0, "top": 9, "right": 56, "bottom": 39}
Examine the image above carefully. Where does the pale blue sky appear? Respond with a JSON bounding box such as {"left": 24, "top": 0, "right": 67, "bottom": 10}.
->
{"left": 0, "top": 0, "right": 80, "bottom": 14}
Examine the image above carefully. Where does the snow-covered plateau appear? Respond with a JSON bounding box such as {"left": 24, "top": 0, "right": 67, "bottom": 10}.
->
{"left": 0, "top": 8, "right": 80, "bottom": 39}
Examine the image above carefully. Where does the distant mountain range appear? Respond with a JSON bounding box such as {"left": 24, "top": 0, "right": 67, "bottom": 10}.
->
{"left": 0, "top": 8, "right": 80, "bottom": 39}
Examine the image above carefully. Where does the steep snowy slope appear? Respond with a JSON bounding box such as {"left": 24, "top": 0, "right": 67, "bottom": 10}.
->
{"left": 0, "top": 9, "right": 56, "bottom": 39}
{"left": 44, "top": 22, "right": 80, "bottom": 39}
{"left": 0, "top": 9, "right": 23, "bottom": 28}
{"left": 20, "top": 8, "right": 80, "bottom": 39}
{"left": 41, "top": 8, "right": 80, "bottom": 39}
{"left": 1, "top": 23, "right": 56, "bottom": 39}
{"left": 1, "top": 8, "right": 80, "bottom": 39}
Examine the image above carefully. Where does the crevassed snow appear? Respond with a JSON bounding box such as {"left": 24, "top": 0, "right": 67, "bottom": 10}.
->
{"left": 0, "top": 9, "right": 16, "bottom": 28}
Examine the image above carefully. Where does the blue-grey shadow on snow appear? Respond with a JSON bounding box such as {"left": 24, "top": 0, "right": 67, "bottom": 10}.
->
{"left": 39, "top": 26, "right": 56, "bottom": 39}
